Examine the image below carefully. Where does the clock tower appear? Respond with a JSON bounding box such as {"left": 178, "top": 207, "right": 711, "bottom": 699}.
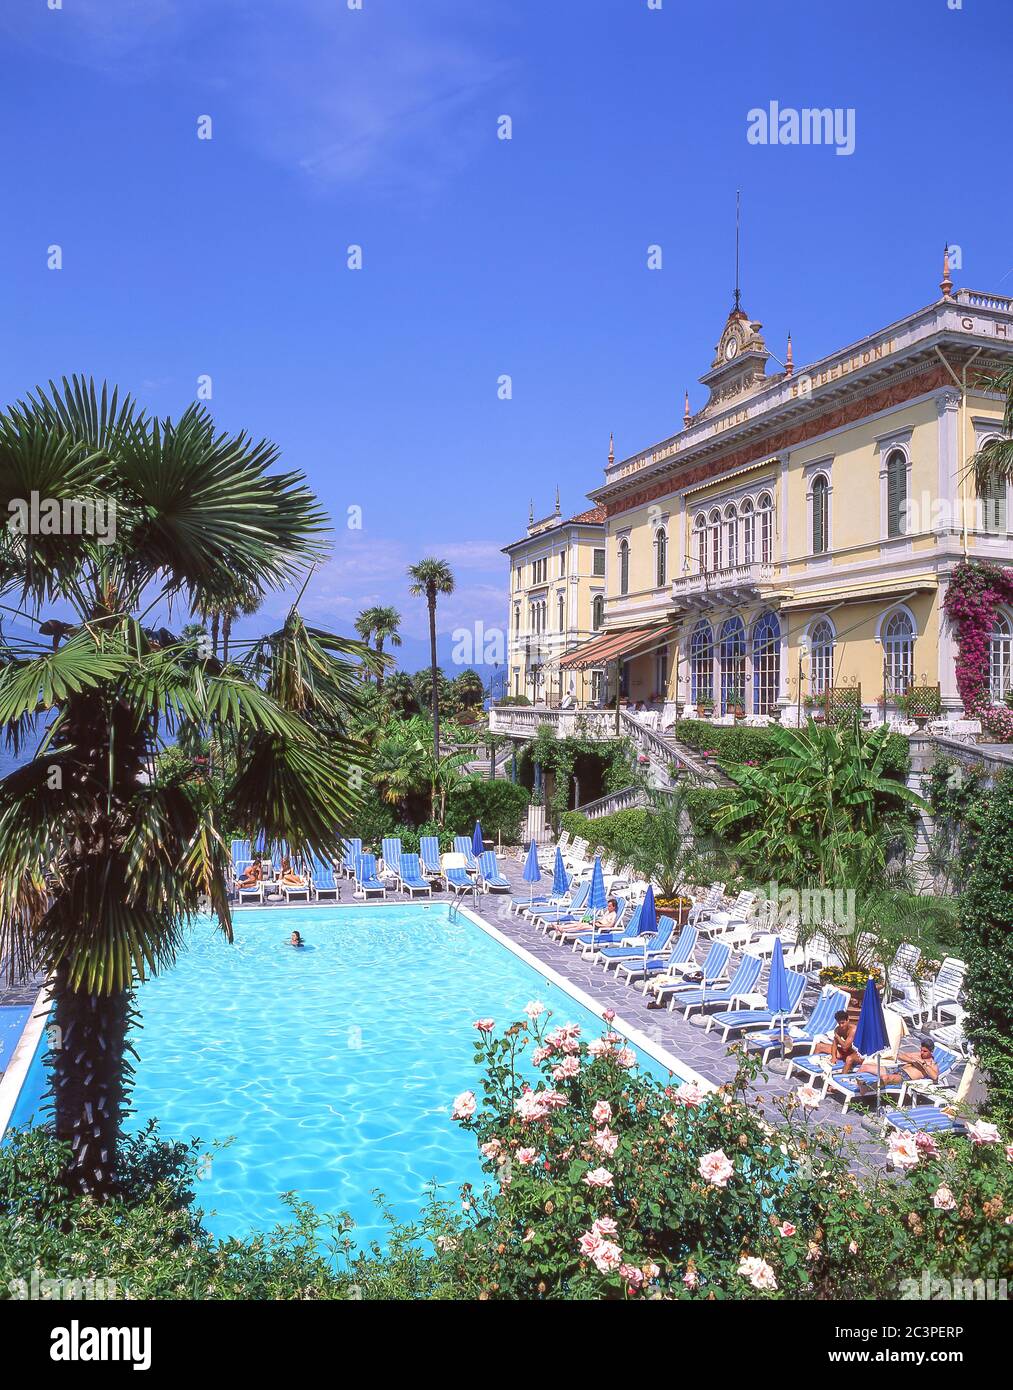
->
{"left": 695, "top": 302, "right": 772, "bottom": 416}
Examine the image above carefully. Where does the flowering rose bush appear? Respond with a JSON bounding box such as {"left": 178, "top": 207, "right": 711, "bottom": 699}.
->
{"left": 431, "top": 1009, "right": 1013, "bottom": 1299}
{"left": 943, "top": 560, "right": 1013, "bottom": 729}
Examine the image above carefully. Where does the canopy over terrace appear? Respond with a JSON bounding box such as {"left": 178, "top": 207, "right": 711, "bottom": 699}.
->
{"left": 553, "top": 622, "right": 679, "bottom": 707}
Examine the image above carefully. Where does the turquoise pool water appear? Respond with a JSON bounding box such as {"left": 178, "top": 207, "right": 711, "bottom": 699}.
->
{"left": 8, "top": 904, "right": 681, "bottom": 1249}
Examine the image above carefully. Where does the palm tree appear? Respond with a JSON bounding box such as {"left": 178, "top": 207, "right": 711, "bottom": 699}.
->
{"left": 407, "top": 558, "right": 455, "bottom": 771}
{"left": 0, "top": 377, "right": 376, "bottom": 1198}
{"left": 355, "top": 604, "right": 401, "bottom": 692}
{"left": 971, "top": 366, "right": 1013, "bottom": 488}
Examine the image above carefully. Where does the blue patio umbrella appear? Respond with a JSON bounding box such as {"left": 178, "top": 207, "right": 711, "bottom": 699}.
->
{"left": 522, "top": 839, "right": 541, "bottom": 904}
{"left": 637, "top": 884, "right": 657, "bottom": 984}
{"left": 587, "top": 856, "right": 608, "bottom": 951}
{"left": 853, "top": 976, "right": 889, "bottom": 1109}
{"left": 254, "top": 830, "right": 268, "bottom": 857}
{"left": 766, "top": 938, "right": 791, "bottom": 1054}
{"left": 551, "top": 847, "right": 569, "bottom": 898}
{"left": 472, "top": 821, "right": 485, "bottom": 858}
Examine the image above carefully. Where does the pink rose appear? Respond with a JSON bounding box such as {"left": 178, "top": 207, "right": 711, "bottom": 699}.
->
{"left": 932, "top": 1185, "right": 957, "bottom": 1210}
{"left": 591, "top": 1240, "right": 623, "bottom": 1274}
{"left": 583, "top": 1166, "right": 615, "bottom": 1188}
{"left": 914, "top": 1131, "right": 940, "bottom": 1158}
{"left": 642, "top": 1261, "right": 660, "bottom": 1280}
{"left": 525, "top": 1001, "right": 545, "bottom": 1019}
{"left": 796, "top": 1084, "right": 822, "bottom": 1110}
{"left": 968, "top": 1120, "right": 1001, "bottom": 1145}
{"left": 848, "top": 1240, "right": 858, "bottom": 1254}
{"left": 516, "top": 1147, "right": 538, "bottom": 1166}
{"left": 592, "top": 1216, "right": 618, "bottom": 1237}
{"left": 592, "top": 1100, "right": 613, "bottom": 1125}
{"left": 619, "top": 1263, "right": 644, "bottom": 1289}
{"left": 777, "top": 1221, "right": 796, "bottom": 1237}
{"left": 473, "top": 1018, "right": 495, "bottom": 1033}
{"left": 674, "top": 1080, "right": 706, "bottom": 1107}
{"left": 587, "top": 1039, "right": 610, "bottom": 1058}
{"left": 738, "top": 1255, "right": 778, "bottom": 1291}
{"left": 683, "top": 1268, "right": 699, "bottom": 1289}
{"left": 698, "top": 1148, "right": 734, "bottom": 1188}
{"left": 451, "top": 1090, "right": 477, "bottom": 1121}
{"left": 593, "top": 1126, "right": 620, "bottom": 1156}
{"left": 1005, "top": 1144, "right": 1013, "bottom": 1163}
{"left": 480, "top": 1140, "right": 501, "bottom": 1159}
{"left": 887, "top": 1131, "right": 920, "bottom": 1169}
{"left": 603, "top": 1009, "right": 616, "bottom": 1022}
{"left": 552, "top": 1055, "right": 581, "bottom": 1081}
{"left": 532, "top": 1046, "right": 551, "bottom": 1064}
{"left": 615, "top": 1048, "right": 637, "bottom": 1069}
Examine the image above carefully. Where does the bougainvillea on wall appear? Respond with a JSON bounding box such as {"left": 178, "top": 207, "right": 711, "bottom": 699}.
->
{"left": 943, "top": 560, "right": 1013, "bottom": 737}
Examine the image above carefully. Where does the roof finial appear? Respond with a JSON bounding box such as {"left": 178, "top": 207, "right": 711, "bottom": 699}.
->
{"left": 683, "top": 390, "right": 691, "bottom": 428}
{"left": 733, "top": 189, "right": 742, "bottom": 314}
{"left": 784, "top": 332, "right": 794, "bottom": 377}
{"left": 940, "top": 244, "right": 954, "bottom": 298}
{"left": 528, "top": 498, "right": 534, "bottom": 525}
{"left": 554, "top": 484, "right": 561, "bottom": 515}
{"left": 607, "top": 432, "right": 615, "bottom": 465}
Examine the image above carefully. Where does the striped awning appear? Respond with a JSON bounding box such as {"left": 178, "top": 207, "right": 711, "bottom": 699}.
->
{"left": 557, "top": 622, "right": 678, "bottom": 670}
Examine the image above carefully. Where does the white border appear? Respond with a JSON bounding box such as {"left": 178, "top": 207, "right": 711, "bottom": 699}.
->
{"left": 0, "top": 985, "right": 51, "bottom": 1138}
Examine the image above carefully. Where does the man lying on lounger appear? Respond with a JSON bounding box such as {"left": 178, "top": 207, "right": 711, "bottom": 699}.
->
{"left": 237, "top": 861, "right": 263, "bottom": 888}
{"left": 813, "top": 1010, "right": 861, "bottom": 1073}
{"left": 856, "top": 1036, "right": 938, "bottom": 1093}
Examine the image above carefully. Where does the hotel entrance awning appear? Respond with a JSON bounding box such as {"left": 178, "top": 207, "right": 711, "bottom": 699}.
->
{"left": 557, "top": 622, "right": 679, "bottom": 670}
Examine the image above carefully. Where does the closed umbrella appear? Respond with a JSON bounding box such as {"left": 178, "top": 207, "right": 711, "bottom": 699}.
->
{"left": 551, "top": 847, "right": 568, "bottom": 899}
{"left": 766, "top": 938, "right": 791, "bottom": 1057}
{"left": 522, "top": 839, "right": 541, "bottom": 905}
{"left": 853, "top": 976, "right": 889, "bottom": 1110}
{"left": 471, "top": 821, "right": 484, "bottom": 860}
{"left": 587, "top": 856, "right": 608, "bottom": 952}
{"left": 637, "top": 884, "right": 657, "bottom": 985}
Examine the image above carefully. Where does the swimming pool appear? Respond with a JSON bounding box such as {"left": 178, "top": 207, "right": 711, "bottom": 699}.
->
{"left": 5, "top": 903, "right": 686, "bottom": 1249}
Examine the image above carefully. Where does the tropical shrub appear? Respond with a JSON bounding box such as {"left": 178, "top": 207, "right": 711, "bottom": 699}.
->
{"left": 683, "top": 787, "right": 738, "bottom": 842}
{"left": 437, "top": 1011, "right": 1013, "bottom": 1299}
{"left": 962, "top": 779, "right": 1013, "bottom": 1130}
{"left": 446, "top": 779, "right": 530, "bottom": 844}
{"left": 673, "top": 719, "right": 910, "bottom": 781}
{"left": 559, "top": 809, "right": 651, "bottom": 867}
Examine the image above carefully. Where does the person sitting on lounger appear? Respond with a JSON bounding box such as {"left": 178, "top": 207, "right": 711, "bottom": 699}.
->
{"left": 279, "top": 857, "right": 307, "bottom": 887}
{"left": 814, "top": 1010, "right": 861, "bottom": 1073}
{"left": 237, "top": 861, "right": 263, "bottom": 888}
{"left": 290, "top": 930, "right": 304, "bottom": 948}
{"left": 857, "top": 1035, "right": 938, "bottom": 1092}
{"left": 593, "top": 897, "right": 618, "bottom": 934}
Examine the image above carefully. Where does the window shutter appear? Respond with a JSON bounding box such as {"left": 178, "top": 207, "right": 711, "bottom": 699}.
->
{"left": 887, "top": 455, "right": 906, "bottom": 537}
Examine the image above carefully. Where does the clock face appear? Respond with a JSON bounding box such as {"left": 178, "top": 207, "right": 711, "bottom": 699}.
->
{"left": 724, "top": 337, "right": 739, "bottom": 361}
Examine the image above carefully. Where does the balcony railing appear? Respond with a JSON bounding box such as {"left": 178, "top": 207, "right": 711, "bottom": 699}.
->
{"left": 671, "top": 560, "right": 776, "bottom": 604}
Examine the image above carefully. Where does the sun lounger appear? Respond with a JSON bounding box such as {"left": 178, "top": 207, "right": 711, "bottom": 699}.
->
{"left": 237, "top": 875, "right": 266, "bottom": 904}
{"left": 340, "top": 838, "right": 362, "bottom": 877}
{"left": 571, "top": 900, "right": 641, "bottom": 953}
{"left": 882, "top": 1104, "right": 967, "bottom": 1135}
{"left": 704, "top": 969, "right": 808, "bottom": 1041}
{"left": 419, "top": 836, "right": 444, "bottom": 884}
{"left": 594, "top": 916, "right": 676, "bottom": 972}
{"left": 673, "top": 953, "right": 764, "bottom": 1020}
{"left": 621, "top": 923, "right": 699, "bottom": 986}
{"left": 442, "top": 852, "right": 475, "bottom": 895}
{"left": 553, "top": 898, "right": 628, "bottom": 944}
{"left": 353, "top": 852, "right": 387, "bottom": 900}
{"left": 740, "top": 987, "right": 848, "bottom": 1064}
{"left": 651, "top": 939, "right": 731, "bottom": 1009}
{"left": 308, "top": 851, "right": 340, "bottom": 901}
{"left": 453, "top": 836, "right": 480, "bottom": 872}
{"left": 398, "top": 853, "right": 433, "bottom": 898}
{"left": 477, "top": 850, "right": 511, "bottom": 892}
{"left": 529, "top": 881, "right": 592, "bottom": 932}
{"left": 381, "top": 837, "right": 404, "bottom": 881}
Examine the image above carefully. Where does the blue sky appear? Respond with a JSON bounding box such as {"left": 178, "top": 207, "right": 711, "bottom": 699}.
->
{"left": 1, "top": 0, "right": 1010, "bottom": 674}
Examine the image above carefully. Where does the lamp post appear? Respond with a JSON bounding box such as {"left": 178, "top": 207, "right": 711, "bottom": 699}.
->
{"left": 796, "top": 638, "right": 809, "bottom": 725}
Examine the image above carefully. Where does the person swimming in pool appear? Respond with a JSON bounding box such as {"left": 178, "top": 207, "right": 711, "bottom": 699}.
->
{"left": 290, "top": 930, "right": 304, "bottom": 948}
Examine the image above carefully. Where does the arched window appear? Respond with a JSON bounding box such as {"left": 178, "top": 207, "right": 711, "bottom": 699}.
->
{"left": 719, "top": 616, "right": 746, "bottom": 714}
{"left": 977, "top": 469, "right": 1007, "bottom": 535}
{"left": 557, "top": 593, "right": 565, "bottom": 631}
{"left": 592, "top": 594, "right": 604, "bottom": 630}
{"left": 811, "top": 474, "right": 829, "bottom": 554}
{"left": 758, "top": 493, "right": 773, "bottom": 564}
{"left": 809, "top": 618, "right": 835, "bottom": 697}
{"left": 694, "top": 514, "right": 708, "bottom": 572}
{"left": 690, "top": 620, "right": 714, "bottom": 707}
{"left": 886, "top": 450, "right": 907, "bottom": 538}
{"left": 883, "top": 608, "right": 915, "bottom": 695}
{"left": 618, "top": 539, "right": 629, "bottom": 596}
{"left": 741, "top": 498, "right": 755, "bottom": 564}
{"left": 724, "top": 504, "right": 738, "bottom": 567}
{"left": 654, "top": 528, "right": 667, "bottom": 588}
{"left": 709, "top": 509, "right": 723, "bottom": 572}
{"left": 752, "top": 612, "right": 780, "bottom": 715}
{"left": 990, "top": 610, "right": 1012, "bottom": 701}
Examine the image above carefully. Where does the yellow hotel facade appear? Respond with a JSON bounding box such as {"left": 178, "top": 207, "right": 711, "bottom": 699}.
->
{"left": 509, "top": 257, "right": 1013, "bottom": 723}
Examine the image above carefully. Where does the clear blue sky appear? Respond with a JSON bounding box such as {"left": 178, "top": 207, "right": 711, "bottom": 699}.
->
{"left": 1, "top": 0, "right": 1009, "bottom": 672}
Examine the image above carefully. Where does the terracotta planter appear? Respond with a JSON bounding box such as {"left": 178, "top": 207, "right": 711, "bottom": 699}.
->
{"left": 656, "top": 896, "right": 692, "bottom": 924}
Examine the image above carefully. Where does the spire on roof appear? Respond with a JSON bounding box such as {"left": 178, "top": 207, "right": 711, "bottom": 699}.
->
{"left": 528, "top": 499, "right": 534, "bottom": 525}
{"left": 784, "top": 332, "right": 794, "bottom": 377}
{"left": 608, "top": 432, "right": 615, "bottom": 465}
{"left": 683, "top": 390, "right": 691, "bottom": 428}
{"left": 940, "top": 244, "right": 954, "bottom": 298}
{"left": 554, "top": 484, "right": 561, "bottom": 515}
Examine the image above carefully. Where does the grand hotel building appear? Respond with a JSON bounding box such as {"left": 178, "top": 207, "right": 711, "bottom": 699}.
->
{"left": 503, "top": 256, "right": 1013, "bottom": 721}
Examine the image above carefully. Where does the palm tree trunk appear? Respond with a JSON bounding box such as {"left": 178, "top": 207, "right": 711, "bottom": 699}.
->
{"left": 49, "top": 960, "right": 132, "bottom": 1199}
{"left": 211, "top": 611, "right": 220, "bottom": 660}
{"left": 222, "top": 611, "right": 233, "bottom": 664}
{"left": 428, "top": 589, "right": 439, "bottom": 763}
{"left": 376, "top": 636, "right": 385, "bottom": 693}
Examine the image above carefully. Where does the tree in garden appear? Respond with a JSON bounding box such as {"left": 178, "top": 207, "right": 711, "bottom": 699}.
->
{"left": 384, "top": 669, "right": 417, "bottom": 717}
{"left": 371, "top": 715, "right": 473, "bottom": 822}
{"left": 970, "top": 365, "right": 1013, "bottom": 487}
{"left": 354, "top": 604, "right": 402, "bottom": 691}
{"left": 407, "top": 558, "right": 455, "bottom": 768}
{"left": 453, "top": 668, "right": 484, "bottom": 709}
{"left": 630, "top": 789, "right": 695, "bottom": 901}
{"left": 0, "top": 377, "right": 375, "bottom": 1198}
{"left": 962, "top": 776, "right": 1013, "bottom": 1129}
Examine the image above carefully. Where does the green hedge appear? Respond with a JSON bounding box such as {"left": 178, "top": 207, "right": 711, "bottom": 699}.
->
{"left": 446, "top": 778, "right": 530, "bottom": 844}
{"left": 683, "top": 787, "right": 738, "bottom": 840}
{"left": 673, "top": 719, "right": 910, "bottom": 780}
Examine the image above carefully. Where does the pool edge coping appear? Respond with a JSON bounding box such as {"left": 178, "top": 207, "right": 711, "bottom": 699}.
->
{"left": 0, "top": 984, "right": 51, "bottom": 1138}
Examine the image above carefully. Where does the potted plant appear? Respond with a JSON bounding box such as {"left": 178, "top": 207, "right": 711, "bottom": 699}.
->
{"left": 630, "top": 790, "right": 695, "bottom": 921}
{"left": 697, "top": 695, "right": 714, "bottom": 718}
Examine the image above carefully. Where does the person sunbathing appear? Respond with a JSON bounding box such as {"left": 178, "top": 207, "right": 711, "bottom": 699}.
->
{"left": 813, "top": 1010, "right": 862, "bottom": 1073}
{"left": 279, "top": 857, "right": 306, "bottom": 887}
{"left": 237, "top": 861, "right": 263, "bottom": 887}
{"left": 856, "top": 1036, "right": 938, "bottom": 1092}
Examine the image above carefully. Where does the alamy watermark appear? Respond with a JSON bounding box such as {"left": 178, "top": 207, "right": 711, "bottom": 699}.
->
{"left": 7, "top": 492, "right": 116, "bottom": 545}
{"left": 747, "top": 102, "right": 856, "bottom": 157}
